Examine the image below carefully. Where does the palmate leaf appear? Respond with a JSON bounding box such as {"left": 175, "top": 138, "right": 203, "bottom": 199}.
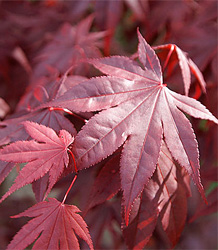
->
{"left": 33, "top": 15, "right": 105, "bottom": 80}
{"left": 0, "top": 121, "right": 74, "bottom": 203}
{"left": 42, "top": 31, "right": 218, "bottom": 222}
{"left": 7, "top": 198, "right": 93, "bottom": 250}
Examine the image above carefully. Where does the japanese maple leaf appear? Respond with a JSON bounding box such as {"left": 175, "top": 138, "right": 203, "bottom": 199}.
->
{"left": 33, "top": 15, "right": 105, "bottom": 80}
{"left": 7, "top": 198, "right": 93, "bottom": 250}
{"left": 84, "top": 154, "right": 121, "bottom": 214}
{"left": 0, "top": 121, "right": 74, "bottom": 203}
{"left": 41, "top": 31, "right": 218, "bottom": 222}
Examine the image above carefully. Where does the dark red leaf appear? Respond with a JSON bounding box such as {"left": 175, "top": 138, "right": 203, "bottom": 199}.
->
{"left": 33, "top": 15, "right": 105, "bottom": 80}
{"left": 157, "top": 142, "right": 189, "bottom": 247}
{"left": 84, "top": 200, "right": 121, "bottom": 250}
{"left": 123, "top": 190, "right": 159, "bottom": 250}
{"left": 32, "top": 173, "right": 49, "bottom": 203}
{"left": 84, "top": 154, "right": 121, "bottom": 213}
{"left": 189, "top": 187, "right": 218, "bottom": 223}
{"left": 7, "top": 198, "right": 93, "bottom": 250}
{"left": 123, "top": 141, "right": 190, "bottom": 249}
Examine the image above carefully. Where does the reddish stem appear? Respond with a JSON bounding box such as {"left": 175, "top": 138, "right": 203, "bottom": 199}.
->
{"left": 62, "top": 150, "right": 78, "bottom": 204}
{"left": 62, "top": 174, "right": 78, "bottom": 204}
{"left": 49, "top": 107, "right": 86, "bottom": 122}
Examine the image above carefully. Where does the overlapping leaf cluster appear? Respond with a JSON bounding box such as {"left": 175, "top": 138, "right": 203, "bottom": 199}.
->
{"left": 0, "top": 1, "right": 217, "bottom": 249}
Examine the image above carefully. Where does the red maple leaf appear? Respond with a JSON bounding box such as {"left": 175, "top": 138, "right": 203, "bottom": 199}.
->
{"left": 42, "top": 31, "right": 218, "bottom": 223}
{"left": 84, "top": 154, "right": 121, "bottom": 213}
{"left": 123, "top": 189, "right": 159, "bottom": 249}
{"left": 7, "top": 198, "right": 93, "bottom": 250}
{"left": 123, "top": 141, "right": 190, "bottom": 248}
{"left": 0, "top": 121, "right": 74, "bottom": 203}
{"left": 33, "top": 15, "right": 105, "bottom": 80}
{"left": 155, "top": 141, "right": 190, "bottom": 247}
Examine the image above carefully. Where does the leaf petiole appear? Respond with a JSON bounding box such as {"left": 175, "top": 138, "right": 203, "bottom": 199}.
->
{"left": 62, "top": 174, "right": 78, "bottom": 204}
{"left": 62, "top": 149, "right": 78, "bottom": 204}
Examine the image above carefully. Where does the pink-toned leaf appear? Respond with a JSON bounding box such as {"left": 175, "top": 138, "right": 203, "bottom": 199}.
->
{"left": 125, "top": 0, "right": 148, "bottom": 22}
{"left": 123, "top": 141, "right": 190, "bottom": 249}
{"left": 175, "top": 46, "right": 191, "bottom": 95}
{"left": 41, "top": 75, "right": 156, "bottom": 113}
{"left": 168, "top": 89, "right": 218, "bottom": 123}
{"left": 12, "top": 46, "right": 32, "bottom": 74}
{"left": 89, "top": 56, "right": 158, "bottom": 83}
{"left": 38, "top": 32, "right": 217, "bottom": 224}
{"left": 0, "top": 122, "right": 74, "bottom": 203}
{"left": 137, "top": 29, "right": 162, "bottom": 82}
{"left": 7, "top": 198, "right": 93, "bottom": 250}
{"left": 56, "top": 75, "right": 88, "bottom": 98}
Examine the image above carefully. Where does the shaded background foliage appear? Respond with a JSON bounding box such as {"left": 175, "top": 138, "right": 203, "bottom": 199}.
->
{"left": 0, "top": 0, "right": 217, "bottom": 249}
